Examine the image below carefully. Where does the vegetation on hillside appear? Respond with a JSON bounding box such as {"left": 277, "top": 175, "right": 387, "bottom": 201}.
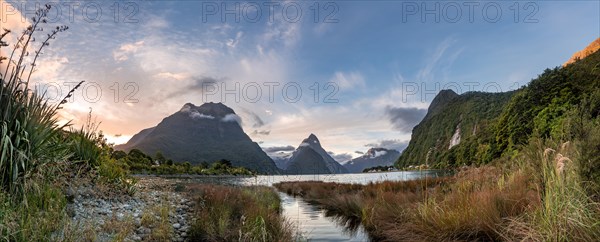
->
{"left": 396, "top": 48, "right": 600, "bottom": 184}
{"left": 397, "top": 91, "right": 514, "bottom": 168}
{"left": 113, "top": 148, "right": 254, "bottom": 176}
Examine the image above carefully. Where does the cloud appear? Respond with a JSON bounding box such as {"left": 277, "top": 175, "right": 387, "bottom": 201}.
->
{"left": 330, "top": 71, "right": 365, "bottom": 90}
{"left": 261, "top": 11, "right": 301, "bottom": 48}
{"left": 189, "top": 76, "right": 219, "bottom": 90}
{"left": 189, "top": 112, "right": 215, "bottom": 120}
{"left": 113, "top": 41, "right": 144, "bottom": 62}
{"left": 0, "top": 0, "right": 30, "bottom": 72}
{"left": 327, "top": 151, "right": 352, "bottom": 163}
{"left": 221, "top": 113, "right": 242, "bottom": 125}
{"left": 239, "top": 107, "right": 267, "bottom": 128}
{"left": 156, "top": 72, "right": 189, "bottom": 81}
{"left": 226, "top": 31, "right": 243, "bottom": 48}
{"left": 166, "top": 76, "right": 220, "bottom": 98}
{"left": 365, "top": 139, "right": 409, "bottom": 152}
{"left": 417, "top": 37, "right": 455, "bottom": 81}
{"left": 355, "top": 151, "right": 364, "bottom": 155}
{"left": 263, "top": 145, "right": 295, "bottom": 153}
{"left": 384, "top": 106, "right": 427, "bottom": 132}
{"left": 252, "top": 130, "right": 271, "bottom": 136}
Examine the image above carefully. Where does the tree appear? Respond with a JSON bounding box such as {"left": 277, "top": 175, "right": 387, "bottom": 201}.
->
{"left": 112, "top": 150, "right": 127, "bottom": 160}
{"left": 183, "top": 162, "right": 192, "bottom": 172}
{"left": 155, "top": 151, "right": 166, "bottom": 165}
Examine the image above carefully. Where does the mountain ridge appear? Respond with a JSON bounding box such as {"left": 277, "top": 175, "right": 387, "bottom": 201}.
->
{"left": 343, "top": 148, "right": 400, "bottom": 173}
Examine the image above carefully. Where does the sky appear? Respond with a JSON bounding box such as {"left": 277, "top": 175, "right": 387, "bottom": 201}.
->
{"left": 1, "top": 0, "right": 599, "bottom": 162}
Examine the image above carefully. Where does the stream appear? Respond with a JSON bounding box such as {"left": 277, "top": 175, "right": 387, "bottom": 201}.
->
{"left": 184, "top": 170, "right": 448, "bottom": 241}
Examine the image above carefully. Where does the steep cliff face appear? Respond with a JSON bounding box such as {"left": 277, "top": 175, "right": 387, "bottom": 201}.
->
{"left": 396, "top": 91, "right": 513, "bottom": 168}
{"left": 115, "top": 103, "right": 280, "bottom": 174}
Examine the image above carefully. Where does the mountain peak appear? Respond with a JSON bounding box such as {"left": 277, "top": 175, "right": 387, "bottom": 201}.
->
{"left": 301, "top": 133, "right": 320, "bottom": 145}
{"left": 286, "top": 133, "right": 348, "bottom": 174}
{"left": 116, "top": 102, "right": 278, "bottom": 174}
{"left": 426, "top": 89, "right": 459, "bottom": 117}
{"left": 564, "top": 38, "right": 600, "bottom": 67}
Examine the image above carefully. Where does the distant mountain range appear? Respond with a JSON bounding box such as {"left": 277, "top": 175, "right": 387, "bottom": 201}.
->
{"left": 284, "top": 134, "right": 349, "bottom": 174}
{"left": 115, "top": 102, "right": 280, "bottom": 174}
{"left": 343, "top": 148, "right": 400, "bottom": 173}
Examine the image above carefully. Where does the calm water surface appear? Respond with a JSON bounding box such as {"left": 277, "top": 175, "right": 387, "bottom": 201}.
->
{"left": 186, "top": 171, "right": 448, "bottom": 241}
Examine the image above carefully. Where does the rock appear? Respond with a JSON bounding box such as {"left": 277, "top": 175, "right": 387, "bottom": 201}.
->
{"left": 132, "top": 235, "right": 141, "bottom": 241}
{"left": 173, "top": 223, "right": 181, "bottom": 229}
{"left": 66, "top": 205, "right": 76, "bottom": 217}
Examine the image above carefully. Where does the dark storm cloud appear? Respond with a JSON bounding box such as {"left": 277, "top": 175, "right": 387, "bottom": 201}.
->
{"left": 166, "top": 76, "right": 220, "bottom": 98}
{"left": 263, "top": 145, "right": 296, "bottom": 153}
{"left": 365, "top": 139, "right": 409, "bottom": 152}
{"left": 252, "top": 130, "right": 271, "bottom": 136}
{"left": 384, "top": 106, "right": 427, "bottom": 132}
{"left": 189, "top": 76, "right": 218, "bottom": 90}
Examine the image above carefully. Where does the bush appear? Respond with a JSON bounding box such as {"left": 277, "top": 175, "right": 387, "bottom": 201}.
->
{"left": 0, "top": 6, "right": 70, "bottom": 199}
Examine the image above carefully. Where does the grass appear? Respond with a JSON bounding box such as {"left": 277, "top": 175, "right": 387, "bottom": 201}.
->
{"left": 186, "top": 184, "right": 296, "bottom": 242}
{"left": 275, "top": 148, "right": 600, "bottom": 241}
{"left": 502, "top": 140, "right": 600, "bottom": 241}
{"left": 101, "top": 214, "right": 136, "bottom": 241}
{"left": 0, "top": 5, "right": 138, "bottom": 240}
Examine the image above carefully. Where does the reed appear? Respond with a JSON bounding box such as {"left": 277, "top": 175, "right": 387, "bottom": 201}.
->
{"left": 187, "top": 184, "right": 297, "bottom": 241}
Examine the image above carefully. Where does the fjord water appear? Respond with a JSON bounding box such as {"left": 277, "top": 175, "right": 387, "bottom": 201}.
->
{"left": 189, "top": 170, "right": 447, "bottom": 241}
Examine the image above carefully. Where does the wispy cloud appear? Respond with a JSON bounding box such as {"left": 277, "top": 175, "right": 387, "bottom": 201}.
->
{"left": 330, "top": 71, "right": 365, "bottom": 90}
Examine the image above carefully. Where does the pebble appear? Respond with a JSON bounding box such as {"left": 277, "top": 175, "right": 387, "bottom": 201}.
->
{"left": 67, "top": 178, "right": 193, "bottom": 241}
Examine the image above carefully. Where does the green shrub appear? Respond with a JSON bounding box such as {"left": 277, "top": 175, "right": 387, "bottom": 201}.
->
{"left": 0, "top": 6, "right": 70, "bottom": 199}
